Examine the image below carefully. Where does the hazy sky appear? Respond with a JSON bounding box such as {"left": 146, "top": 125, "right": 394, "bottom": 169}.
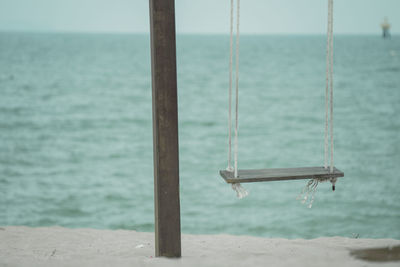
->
{"left": 0, "top": 0, "right": 398, "bottom": 34}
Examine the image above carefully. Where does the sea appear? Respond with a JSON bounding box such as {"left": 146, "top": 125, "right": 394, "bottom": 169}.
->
{"left": 0, "top": 32, "right": 399, "bottom": 239}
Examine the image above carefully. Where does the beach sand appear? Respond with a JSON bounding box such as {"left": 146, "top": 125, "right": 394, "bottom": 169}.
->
{"left": 0, "top": 226, "right": 399, "bottom": 267}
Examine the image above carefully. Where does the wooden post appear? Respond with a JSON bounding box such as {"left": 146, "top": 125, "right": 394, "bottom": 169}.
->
{"left": 149, "top": 0, "right": 181, "bottom": 258}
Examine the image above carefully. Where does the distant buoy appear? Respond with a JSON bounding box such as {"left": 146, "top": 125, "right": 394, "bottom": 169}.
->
{"left": 381, "top": 17, "right": 391, "bottom": 39}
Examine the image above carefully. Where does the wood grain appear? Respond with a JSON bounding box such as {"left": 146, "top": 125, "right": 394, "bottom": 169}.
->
{"left": 150, "top": 0, "right": 181, "bottom": 258}
{"left": 220, "top": 166, "right": 344, "bottom": 183}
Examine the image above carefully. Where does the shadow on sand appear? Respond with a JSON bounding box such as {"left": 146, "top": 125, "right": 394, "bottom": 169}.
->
{"left": 350, "top": 246, "right": 400, "bottom": 262}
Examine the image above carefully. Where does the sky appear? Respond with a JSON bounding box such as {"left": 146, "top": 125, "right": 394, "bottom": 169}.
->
{"left": 0, "top": 0, "right": 398, "bottom": 34}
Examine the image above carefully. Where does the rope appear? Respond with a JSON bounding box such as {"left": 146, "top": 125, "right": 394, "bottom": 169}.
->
{"left": 299, "top": 0, "right": 336, "bottom": 204}
{"left": 234, "top": 0, "right": 240, "bottom": 178}
{"left": 324, "top": 0, "right": 334, "bottom": 173}
{"left": 324, "top": 0, "right": 330, "bottom": 170}
{"left": 329, "top": 0, "right": 334, "bottom": 173}
{"left": 226, "top": 0, "right": 240, "bottom": 177}
{"left": 226, "top": 0, "right": 247, "bottom": 198}
{"left": 227, "top": 0, "right": 234, "bottom": 172}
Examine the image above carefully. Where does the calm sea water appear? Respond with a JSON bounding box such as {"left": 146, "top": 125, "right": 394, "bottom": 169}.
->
{"left": 0, "top": 33, "right": 399, "bottom": 239}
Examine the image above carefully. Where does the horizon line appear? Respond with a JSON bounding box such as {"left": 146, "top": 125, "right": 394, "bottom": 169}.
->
{"left": 0, "top": 29, "right": 397, "bottom": 36}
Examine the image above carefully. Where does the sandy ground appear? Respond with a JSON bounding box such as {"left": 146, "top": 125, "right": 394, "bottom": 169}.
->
{"left": 0, "top": 226, "right": 399, "bottom": 267}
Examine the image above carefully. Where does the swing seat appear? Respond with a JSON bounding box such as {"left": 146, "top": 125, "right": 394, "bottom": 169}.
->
{"left": 220, "top": 166, "right": 344, "bottom": 184}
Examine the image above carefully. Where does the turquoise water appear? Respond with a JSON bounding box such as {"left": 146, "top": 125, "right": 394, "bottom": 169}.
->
{"left": 0, "top": 33, "right": 399, "bottom": 239}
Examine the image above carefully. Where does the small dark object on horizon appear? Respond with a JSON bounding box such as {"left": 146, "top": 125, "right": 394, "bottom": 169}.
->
{"left": 381, "top": 17, "right": 391, "bottom": 39}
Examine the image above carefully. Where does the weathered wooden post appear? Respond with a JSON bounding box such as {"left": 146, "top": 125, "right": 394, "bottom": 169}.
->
{"left": 149, "top": 0, "right": 181, "bottom": 258}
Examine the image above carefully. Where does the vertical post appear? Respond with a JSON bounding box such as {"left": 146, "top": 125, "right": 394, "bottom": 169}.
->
{"left": 149, "top": 0, "right": 181, "bottom": 258}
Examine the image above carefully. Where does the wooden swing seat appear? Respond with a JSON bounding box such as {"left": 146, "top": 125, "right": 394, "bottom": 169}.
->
{"left": 220, "top": 166, "right": 344, "bottom": 184}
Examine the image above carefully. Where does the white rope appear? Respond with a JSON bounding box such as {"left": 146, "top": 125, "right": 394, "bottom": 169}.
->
{"left": 297, "top": 177, "right": 330, "bottom": 208}
{"left": 227, "top": 0, "right": 234, "bottom": 172}
{"left": 329, "top": 0, "right": 334, "bottom": 173}
{"left": 234, "top": 0, "right": 240, "bottom": 179}
{"left": 226, "top": 0, "right": 248, "bottom": 198}
{"left": 324, "top": 0, "right": 330, "bottom": 170}
{"left": 299, "top": 0, "right": 336, "bottom": 208}
{"left": 324, "top": 0, "right": 334, "bottom": 173}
